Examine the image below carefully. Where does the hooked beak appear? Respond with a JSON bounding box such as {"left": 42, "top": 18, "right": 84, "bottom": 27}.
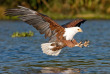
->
{"left": 78, "top": 29, "right": 83, "bottom": 32}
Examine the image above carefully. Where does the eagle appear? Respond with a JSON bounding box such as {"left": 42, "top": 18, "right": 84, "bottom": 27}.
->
{"left": 5, "top": 6, "right": 89, "bottom": 56}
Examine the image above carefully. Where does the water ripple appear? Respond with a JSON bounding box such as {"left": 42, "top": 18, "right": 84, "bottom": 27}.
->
{"left": 0, "top": 20, "right": 110, "bottom": 74}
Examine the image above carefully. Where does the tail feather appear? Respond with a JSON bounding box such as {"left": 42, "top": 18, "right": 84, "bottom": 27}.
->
{"left": 41, "top": 43, "right": 62, "bottom": 56}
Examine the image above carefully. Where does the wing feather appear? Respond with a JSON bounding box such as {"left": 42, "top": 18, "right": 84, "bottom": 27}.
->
{"left": 5, "top": 6, "right": 64, "bottom": 42}
{"left": 39, "top": 26, "right": 49, "bottom": 34}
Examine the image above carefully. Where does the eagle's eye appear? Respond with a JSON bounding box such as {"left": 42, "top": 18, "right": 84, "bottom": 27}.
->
{"left": 77, "top": 29, "right": 80, "bottom": 30}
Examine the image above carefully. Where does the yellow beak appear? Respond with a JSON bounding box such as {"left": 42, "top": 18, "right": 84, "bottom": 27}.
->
{"left": 78, "top": 29, "right": 83, "bottom": 32}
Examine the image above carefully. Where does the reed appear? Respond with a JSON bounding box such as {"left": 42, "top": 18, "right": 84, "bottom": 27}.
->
{"left": 1, "top": 0, "right": 110, "bottom": 20}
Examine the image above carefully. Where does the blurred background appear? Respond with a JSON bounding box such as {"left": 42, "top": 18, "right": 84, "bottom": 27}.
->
{"left": 0, "top": 0, "right": 110, "bottom": 19}
{"left": 0, "top": 0, "right": 110, "bottom": 74}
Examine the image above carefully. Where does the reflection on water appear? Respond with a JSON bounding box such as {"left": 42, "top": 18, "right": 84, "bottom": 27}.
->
{"left": 19, "top": 67, "right": 85, "bottom": 74}
{"left": 41, "top": 67, "right": 83, "bottom": 74}
{"left": 0, "top": 20, "right": 110, "bottom": 74}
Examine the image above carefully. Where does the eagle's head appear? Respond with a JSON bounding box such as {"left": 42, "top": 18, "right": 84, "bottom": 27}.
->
{"left": 63, "top": 27, "right": 83, "bottom": 40}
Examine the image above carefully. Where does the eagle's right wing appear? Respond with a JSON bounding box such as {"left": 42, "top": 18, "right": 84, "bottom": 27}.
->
{"left": 5, "top": 6, "right": 65, "bottom": 42}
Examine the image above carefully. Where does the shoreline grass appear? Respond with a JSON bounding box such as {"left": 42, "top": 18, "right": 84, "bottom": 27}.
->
{"left": 2, "top": 13, "right": 110, "bottom": 20}
{"left": 1, "top": 6, "right": 110, "bottom": 20}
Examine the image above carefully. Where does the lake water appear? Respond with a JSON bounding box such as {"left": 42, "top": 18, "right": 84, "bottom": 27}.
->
{"left": 0, "top": 20, "right": 110, "bottom": 74}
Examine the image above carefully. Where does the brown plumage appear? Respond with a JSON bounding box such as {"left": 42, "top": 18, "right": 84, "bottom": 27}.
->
{"left": 5, "top": 6, "right": 88, "bottom": 56}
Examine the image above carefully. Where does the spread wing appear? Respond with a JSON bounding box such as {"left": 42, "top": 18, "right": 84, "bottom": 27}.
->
{"left": 62, "top": 19, "right": 86, "bottom": 28}
{"left": 5, "top": 6, "right": 64, "bottom": 42}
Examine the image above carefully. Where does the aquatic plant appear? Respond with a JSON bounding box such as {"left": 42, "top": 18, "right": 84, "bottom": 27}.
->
{"left": 11, "top": 31, "right": 34, "bottom": 37}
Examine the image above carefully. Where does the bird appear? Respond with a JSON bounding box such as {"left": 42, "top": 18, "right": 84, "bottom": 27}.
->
{"left": 5, "top": 6, "right": 89, "bottom": 56}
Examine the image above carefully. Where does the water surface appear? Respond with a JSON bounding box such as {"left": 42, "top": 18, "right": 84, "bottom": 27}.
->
{"left": 0, "top": 20, "right": 110, "bottom": 74}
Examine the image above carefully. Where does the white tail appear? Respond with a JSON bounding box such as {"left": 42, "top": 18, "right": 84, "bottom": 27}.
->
{"left": 41, "top": 43, "right": 62, "bottom": 56}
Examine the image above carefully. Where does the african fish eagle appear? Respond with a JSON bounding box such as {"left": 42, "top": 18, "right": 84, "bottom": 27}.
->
{"left": 5, "top": 6, "right": 89, "bottom": 56}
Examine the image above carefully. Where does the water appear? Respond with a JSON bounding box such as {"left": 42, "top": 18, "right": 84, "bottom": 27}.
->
{"left": 0, "top": 20, "right": 110, "bottom": 74}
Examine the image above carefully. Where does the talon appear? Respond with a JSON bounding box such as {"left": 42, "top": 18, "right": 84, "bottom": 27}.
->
{"left": 84, "top": 40, "right": 90, "bottom": 47}
{"left": 80, "top": 44, "right": 84, "bottom": 48}
{"left": 77, "top": 40, "right": 90, "bottom": 48}
{"left": 77, "top": 41, "right": 83, "bottom": 48}
{"left": 79, "top": 41, "right": 82, "bottom": 44}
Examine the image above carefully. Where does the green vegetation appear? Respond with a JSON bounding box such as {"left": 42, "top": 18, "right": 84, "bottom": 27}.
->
{"left": 11, "top": 31, "right": 34, "bottom": 37}
{"left": 1, "top": 0, "right": 110, "bottom": 20}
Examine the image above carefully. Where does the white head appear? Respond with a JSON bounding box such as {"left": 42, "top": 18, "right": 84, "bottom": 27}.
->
{"left": 63, "top": 27, "right": 83, "bottom": 40}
